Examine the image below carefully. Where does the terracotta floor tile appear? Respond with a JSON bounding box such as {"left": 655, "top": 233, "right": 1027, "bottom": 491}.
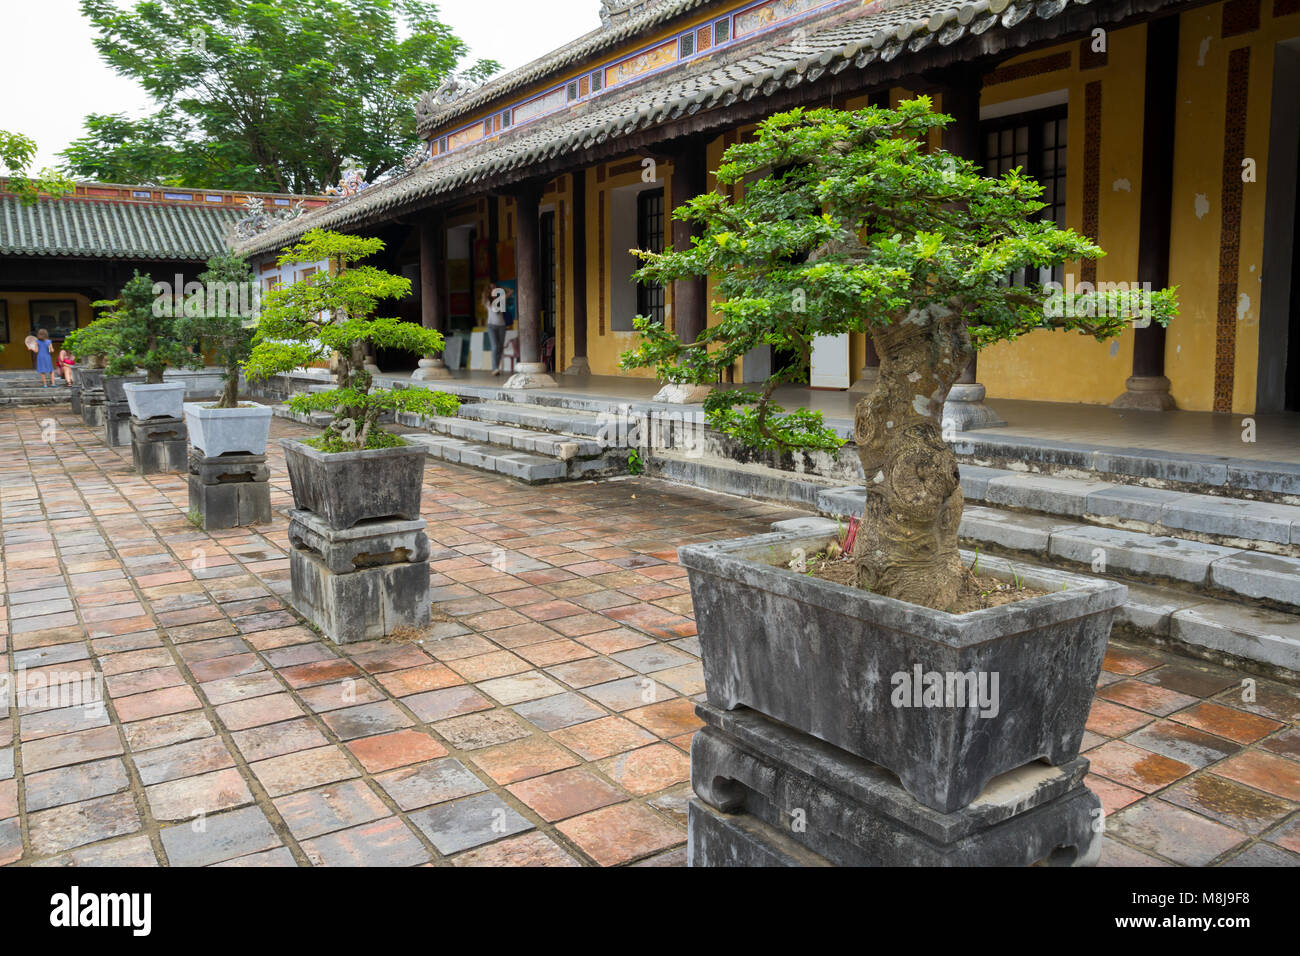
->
{"left": 557, "top": 802, "right": 682, "bottom": 866}
{"left": 1211, "top": 751, "right": 1300, "bottom": 802}
{"left": 1170, "top": 701, "right": 1283, "bottom": 744}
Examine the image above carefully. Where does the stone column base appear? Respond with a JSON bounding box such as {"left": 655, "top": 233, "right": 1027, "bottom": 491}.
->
{"left": 847, "top": 366, "right": 880, "bottom": 395}
{"left": 941, "top": 383, "right": 1007, "bottom": 432}
{"left": 503, "top": 363, "right": 557, "bottom": 389}
{"left": 651, "top": 383, "right": 712, "bottom": 404}
{"left": 81, "top": 393, "right": 106, "bottom": 428}
{"left": 130, "top": 416, "right": 188, "bottom": 474}
{"left": 563, "top": 356, "right": 592, "bottom": 376}
{"left": 287, "top": 509, "right": 431, "bottom": 644}
{"left": 1110, "top": 375, "right": 1177, "bottom": 411}
{"left": 411, "top": 357, "right": 453, "bottom": 381}
{"left": 103, "top": 401, "right": 132, "bottom": 447}
{"left": 188, "top": 451, "right": 272, "bottom": 530}
{"left": 70, "top": 386, "right": 82, "bottom": 415}
{"left": 688, "top": 703, "right": 1101, "bottom": 868}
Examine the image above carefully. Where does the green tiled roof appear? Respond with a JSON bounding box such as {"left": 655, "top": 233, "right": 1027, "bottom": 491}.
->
{"left": 0, "top": 194, "right": 242, "bottom": 260}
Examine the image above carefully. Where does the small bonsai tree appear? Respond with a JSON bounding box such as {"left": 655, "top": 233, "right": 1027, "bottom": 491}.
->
{"left": 173, "top": 252, "right": 259, "bottom": 408}
{"left": 243, "top": 229, "right": 458, "bottom": 451}
{"left": 63, "top": 312, "right": 123, "bottom": 369}
{"left": 86, "top": 271, "right": 202, "bottom": 382}
{"left": 623, "top": 102, "right": 1177, "bottom": 610}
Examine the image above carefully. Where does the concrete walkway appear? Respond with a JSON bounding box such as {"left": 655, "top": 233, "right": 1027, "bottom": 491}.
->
{"left": 1, "top": 406, "right": 1298, "bottom": 866}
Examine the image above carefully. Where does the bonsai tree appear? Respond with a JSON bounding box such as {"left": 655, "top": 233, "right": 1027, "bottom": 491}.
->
{"left": 623, "top": 102, "right": 1177, "bottom": 610}
{"left": 63, "top": 312, "right": 124, "bottom": 369}
{"left": 86, "top": 271, "right": 203, "bottom": 381}
{"left": 243, "top": 228, "right": 458, "bottom": 450}
{"left": 173, "top": 252, "right": 259, "bottom": 408}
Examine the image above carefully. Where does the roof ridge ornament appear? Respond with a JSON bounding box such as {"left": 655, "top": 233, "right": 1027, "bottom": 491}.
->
{"left": 233, "top": 195, "right": 305, "bottom": 241}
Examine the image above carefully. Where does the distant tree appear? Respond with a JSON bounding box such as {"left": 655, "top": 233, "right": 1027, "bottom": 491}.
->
{"left": 0, "top": 130, "right": 75, "bottom": 205}
{"left": 64, "top": 0, "right": 498, "bottom": 193}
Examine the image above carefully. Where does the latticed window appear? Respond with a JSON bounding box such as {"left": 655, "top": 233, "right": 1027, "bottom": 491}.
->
{"left": 981, "top": 105, "right": 1068, "bottom": 285}
{"left": 636, "top": 188, "right": 665, "bottom": 324}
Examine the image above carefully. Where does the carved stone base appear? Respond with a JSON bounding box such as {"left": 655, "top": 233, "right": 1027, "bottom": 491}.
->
{"left": 81, "top": 395, "right": 105, "bottom": 429}
{"left": 651, "top": 383, "right": 712, "bottom": 404}
{"left": 130, "top": 416, "right": 188, "bottom": 474}
{"left": 103, "top": 401, "right": 132, "bottom": 447}
{"left": 289, "top": 548, "right": 430, "bottom": 644}
{"left": 1110, "top": 375, "right": 1177, "bottom": 411}
{"left": 941, "top": 383, "right": 1007, "bottom": 432}
{"left": 188, "top": 451, "right": 271, "bottom": 530}
{"left": 688, "top": 704, "right": 1102, "bottom": 868}
{"left": 847, "top": 366, "right": 880, "bottom": 395}
{"left": 503, "top": 362, "right": 557, "bottom": 389}
{"left": 411, "top": 357, "right": 453, "bottom": 381}
{"left": 564, "top": 356, "right": 592, "bottom": 376}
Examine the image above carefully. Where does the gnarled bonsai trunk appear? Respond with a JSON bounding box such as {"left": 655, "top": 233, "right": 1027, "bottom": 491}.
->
{"left": 852, "top": 305, "right": 974, "bottom": 610}
{"left": 220, "top": 368, "right": 240, "bottom": 409}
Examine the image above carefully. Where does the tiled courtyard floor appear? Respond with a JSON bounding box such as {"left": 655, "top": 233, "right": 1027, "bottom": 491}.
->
{"left": 1, "top": 405, "right": 1298, "bottom": 867}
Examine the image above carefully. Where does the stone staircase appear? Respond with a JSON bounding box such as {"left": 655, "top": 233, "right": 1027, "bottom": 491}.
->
{"left": 0, "top": 381, "right": 72, "bottom": 406}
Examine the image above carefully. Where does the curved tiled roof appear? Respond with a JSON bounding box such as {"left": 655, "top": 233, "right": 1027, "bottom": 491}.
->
{"left": 239, "top": 0, "right": 1167, "bottom": 258}
{"left": 0, "top": 194, "right": 243, "bottom": 260}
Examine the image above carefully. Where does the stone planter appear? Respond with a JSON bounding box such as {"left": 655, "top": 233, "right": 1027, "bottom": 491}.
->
{"left": 103, "top": 374, "right": 145, "bottom": 403}
{"left": 185, "top": 402, "right": 273, "bottom": 458}
{"left": 281, "top": 438, "right": 426, "bottom": 531}
{"left": 124, "top": 382, "right": 187, "bottom": 420}
{"left": 678, "top": 528, "right": 1126, "bottom": 814}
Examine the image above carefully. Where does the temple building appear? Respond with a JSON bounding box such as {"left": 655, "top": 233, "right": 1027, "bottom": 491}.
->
{"left": 0, "top": 182, "right": 329, "bottom": 372}
{"left": 237, "top": 0, "right": 1300, "bottom": 416}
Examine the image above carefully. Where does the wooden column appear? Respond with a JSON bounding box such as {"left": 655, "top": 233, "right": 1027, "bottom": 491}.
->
{"left": 568, "top": 169, "right": 591, "bottom": 375}
{"left": 412, "top": 213, "right": 451, "bottom": 380}
{"left": 1112, "top": 14, "right": 1179, "bottom": 410}
{"left": 505, "top": 182, "right": 556, "bottom": 387}
{"left": 670, "top": 141, "right": 708, "bottom": 345}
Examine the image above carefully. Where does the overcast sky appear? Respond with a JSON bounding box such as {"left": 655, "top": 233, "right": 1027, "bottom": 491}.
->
{"left": 0, "top": 0, "right": 600, "bottom": 171}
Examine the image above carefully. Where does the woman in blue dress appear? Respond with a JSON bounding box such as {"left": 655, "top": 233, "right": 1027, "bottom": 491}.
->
{"left": 34, "top": 328, "right": 55, "bottom": 386}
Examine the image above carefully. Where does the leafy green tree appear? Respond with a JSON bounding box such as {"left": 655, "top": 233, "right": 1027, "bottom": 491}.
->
{"left": 1, "top": 130, "right": 75, "bottom": 205}
{"left": 622, "top": 102, "right": 1178, "bottom": 610}
{"left": 173, "top": 253, "right": 261, "bottom": 408}
{"left": 66, "top": 0, "right": 498, "bottom": 192}
{"left": 63, "top": 314, "right": 123, "bottom": 368}
{"left": 243, "top": 229, "right": 458, "bottom": 450}
{"left": 88, "top": 272, "right": 203, "bottom": 382}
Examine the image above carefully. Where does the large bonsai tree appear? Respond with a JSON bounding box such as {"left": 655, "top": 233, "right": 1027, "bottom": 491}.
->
{"left": 243, "top": 229, "right": 458, "bottom": 451}
{"left": 84, "top": 271, "right": 202, "bottom": 381}
{"left": 174, "top": 252, "right": 260, "bottom": 408}
{"left": 623, "top": 102, "right": 1177, "bottom": 610}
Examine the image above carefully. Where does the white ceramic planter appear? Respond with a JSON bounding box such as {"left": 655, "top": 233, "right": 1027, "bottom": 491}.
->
{"left": 184, "top": 402, "right": 274, "bottom": 457}
{"left": 123, "top": 382, "right": 186, "bottom": 420}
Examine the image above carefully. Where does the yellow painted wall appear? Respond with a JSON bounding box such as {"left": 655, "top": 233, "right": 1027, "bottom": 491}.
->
{"left": 0, "top": 293, "right": 95, "bottom": 371}
{"left": 974, "top": 26, "right": 1145, "bottom": 407}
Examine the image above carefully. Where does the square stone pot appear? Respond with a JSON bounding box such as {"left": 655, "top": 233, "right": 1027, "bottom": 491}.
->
{"left": 78, "top": 368, "right": 104, "bottom": 391}
{"left": 678, "top": 529, "right": 1126, "bottom": 813}
{"left": 281, "top": 438, "right": 426, "bottom": 531}
{"left": 104, "top": 374, "right": 145, "bottom": 403}
{"left": 185, "top": 402, "right": 273, "bottom": 457}
{"left": 124, "top": 382, "right": 187, "bottom": 420}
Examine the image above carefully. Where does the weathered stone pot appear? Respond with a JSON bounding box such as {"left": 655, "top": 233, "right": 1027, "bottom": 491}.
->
{"left": 281, "top": 438, "right": 426, "bottom": 530}
{"left": 78, "top": 368, "right": 105, "bottom": 391}
{"left": 185, "top": 402, "right": 273, "bottom": 457}
{"left": 124, "top": 382, "right": 187, "bottom": 420}
{"left": 103, "top": 374, "right": 145, "bottom": 403}
{"left": 678, "top": 529, "right": 1127, "bottom": 814}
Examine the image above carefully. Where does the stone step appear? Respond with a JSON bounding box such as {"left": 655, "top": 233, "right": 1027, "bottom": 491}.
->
{"left": 455, "top": 400, "right": 611, "bottom": 439}
{"left": 423, "top": 414, "right": 606, "bottom": 458}
{"left": 404, "top": 433, "right": 623, "bottom": 484}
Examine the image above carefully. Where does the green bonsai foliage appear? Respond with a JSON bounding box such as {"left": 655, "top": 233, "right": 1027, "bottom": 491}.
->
{"left": 622, "top": 102, "right": 1178, "bottom": 609}
{"left": 63, "top": 313, "right": 124, "bottom": 368}
{"left": 243, "top": 229, "right": 458, "bottom": 451}
{"left": 173, "top": 252, "right": 260, "bottom": 408}
{"left": 85, "top": 271, "right": 202, "bottom": 381}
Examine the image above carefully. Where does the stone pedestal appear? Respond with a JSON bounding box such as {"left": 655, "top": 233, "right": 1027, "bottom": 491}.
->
{"left": 130, "top": 416, "right": 188, "bottom": 474}
{"left": 688, "top": 704, "right": 1102, "bottom": 868}
{"left": 503, "top": 362, "right": 557, "bottom": 389}
{"left": 411, "top": 357, "right": 453, "bottom": 381}
{"left": 563, "top": 356, "right": 591, "bottom": 377}
{"left": 1110, "top": 374, "right": 1177, "bottom": 411}
{"left": 70, "top": 385, "right": 82, "bottom": 415}
{"left": 287, "top": 509, "right": 431, "bottom": 644}
{"left": 81, "top": 392, "right": 106, "bottom": 428}
{"left": 941, "top": 383, "right": 1007, "bottom": 432}
{"left": 103, "top": 401, "right": 132, "bottom": 446}
{"left": 651, "top": 382, "right": 712, "bottom": 404}
{"left": 188, "top": 450, "right": 271, "bottom": 530}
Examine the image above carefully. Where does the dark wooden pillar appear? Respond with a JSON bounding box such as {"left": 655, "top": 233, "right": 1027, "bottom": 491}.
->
{"left": 506, "top": 182, "right": 555, "bottom": 386}
{"left": 568, "top": 169, "right": 590, "bottom": 374}
{"left": 941, "top": 73, "right": 983, "bottom": 387}
{"left": 1113, "top": 14, "right": 1179, "bottom": 410}
{"left": 670, "top": 142, "right": 708, "bottom": 344}
{"left": 412, "top": 212, "right": 451, "bottom": 380}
